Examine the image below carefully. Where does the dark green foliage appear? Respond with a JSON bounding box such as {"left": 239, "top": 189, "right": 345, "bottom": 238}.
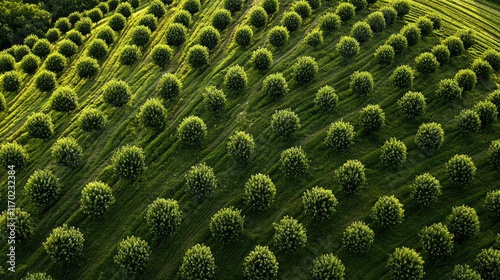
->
{"left": 436, "top": 79, "right": 462, "bottom": 100}
{"left": 325, "top": 120, "right": 354, "bottom": 151}
{"left": 371, "top": 195, "right": 404, "bottom": 227}
{"left": 475, "top": 248, "right": 500, "bottom": 280}
{"left": 336, "top": 3, "right": 355, "bottom": 21}
{"left": 380, "top": 137, "right": 407, "bottom": 166}
{"left": 307, "top": 0, "right": 321, "bottom": 9}
{"left": 151, "top": 44, "right": 174, "bottom": 67}
{"left": 211, "top": 9, "right": 231, "bottom": 30}
{"left": 55, "top": 18, "right": 72, "bottom": 33}
{"left": 157, "top": 73, "right": 182, "bottom": 100}
{"left": 426, "top": 12, "right": 441, "bottom": 29}
{"left": 251, "top": 47, "right": 273, "bottom": 71}
{"left": 109, "top": 14, "right": 127, "bottom": 32}
{"left": 227, "top": 131, "right": 255, "bottom": 163}
{"left": 87, "top": 8, "right": 103, "bottom": 23}
{"left": 360, "top": 104, "right": 385, "bottom": 132}
{"left": 50, "top": 86, "right": 78, "bottom": 112}
{"left": 387, "top": 247, "right": 424, "bottom": 280}
{"left": 320, "top": 12, "right": 341, "bottom": 32}
{"left": 146, "top": 198, "right": 182, "bottom": 236}
{"left": 367, "top": 12, "right": 386, "bottom": 33}
{"left": 125, "top": 0, "right": 140, "bottom": 9}
{"left": 119, "top": 45, "right": 141, "bottom": 66}
{"left": 243, "top": 246, "right": 279, "bottom": 279}
{"left": 35, "top": 70, "right": 57, "bottom": 92}
{"left": 420, "top": 223, "right": 454, "bottom": 259}
{"left": 351, "top": 21, "right": 373, "bottom": 43}
{"left": 410, "top": 173, "right": 442, "bottom": 207}
{"left": 483, "top": 49, "right": 500, "bottom": 71}
{"left": 244, "top": 173, "right": 276, "bottom": 210}
{"left": 444, "top": 36, "right": 465, "bottom": 57}
{"left": 416, "top": 17, "right": 433, "bottom": 36}
{"left": 348, "top": 0, "right": 367, "bottom": 11}
{"left": 456, "top": 29, "right": 475, "bottom": 49}
{"left": 386, "top": 34, "right": 408, "bottom": 55}
{"left": 271, "top": 108, "right": 301, "bottom": 138}
{"left": 234, "top": 26, "right": 253, "bottom": 47}
{"left": 262, "top": 0, "right": 279, "bottom": 14}
{"left": 293, "top": 1, "right": 312, "bottom": 19}
{"left": 32, "top": 39, "right": 52, "bottom": 58}
{"left": 456, "top": 109, "right": 481, "bottom": 134}
{"left": 179, "top": 244, "right": 216, "bottom": 280}
{"left": 114, "top": 236, "right": 151, "bottom": 275}
{"left": 342, "top": 221, "right": 375, "bottom": 253}
{"left": 58, "top": 39, "right": 78, "bottom": 57}
{"left": 454, "top": 69, "right": 477, "bottom": 91}
{"left": 314, "top": 85, "right": 338, "bottom": 112}
{"left": 273, "top": 216, "right": 307, "bottom": 253}
{"left": 139, "top": 98, "right": 167, "bottom": 129}
{"left": 381, "top": 7, "right": 398, "bottom": 25}
{"left": 166, "top": 23, "right": 188, "bottom": 46}
{"left": 473, "top": 100, "right": 498, "bottom": 126}
{"left": 0, "top": 142, "right": 28, "bottom": 169}
{"left": 131, "top": 26, "right": 151, "bottom": 47}
{"left": 268, "top": 26, "right": 289, "bottom": 48}
{"left": 311, "top": 254, "right": 345, "bottom": 280}
{"left": 43, "top": 225, "right": 84, "bottom": 264}
{"left": 210, "top": 207, "right": 245, "bottom": 242}
{"left": 13, "top": 45, "right": 30, "bottom": 61}
{"left": 44, "top": 52, "right": 67, "bottom": 74}
{"left": 96, "top": 26, "right": 116, "bottom": 45}
{"left": 281, "top": 11, "right": 302, "bottom": 32}
{"left": 174, "top": 10, "right": 193, "bottom": 27}
{"left": 224, "top": 65, "right": 247, "bottom": 90}
{"left": 415, "top": 122, "right": 444, "bottom": 152}
{"left": 471, "top": 58, "right": 493, "bottom": 79}
{"left": 224, "top": 0, "right": 243, "bottom": 14}
{"left": 139, "top": 14, "right": 158, "bottom": 31}
{"left": 103, "top": 79, "right": 131, "bottom": 107}
{"left": 0, "top": 53, "right": 15, "bottom": 74}
{"left": 302, "top": 187, "right": 337, "bottom": 220}
{"left": 0, "top": 208, "right": 34, "bottom": 241}
{"left": 182, "top": 0, "right": 201, "bottom": 14}
{"left": 401, "top": 23, "right": 421, "bottom": 46}
{"left": 116, "top": 2, "right": 134, "bottom": 18}
{"left": 75, "top": 17, "right": 93, "bottom": 35}
{"left": 292, "top": 56, "right": 318, "bottom": 85}
{"left": 51, "top": 137, "right": 83, "bottom": 167}
{"left": 393, "top": 0, "right": 411, "bottom": 18}
{"left": 249, "top": 7, "right": 268, "bottom": 28}
{"left": 374, "top": 44, "right": 394, "bottom": 66}
{"left": 76, "top": 56, "right": 100, "bottom": 78}
{"left": 280, "top": 146, "right": 309, "bottom": 177}
{"left": 46, "top": 28, "right": 61, "bottom": 43}
{"left": 185, "top": 163, "right": 217, "bottom": 197}
{"left": 78, "top": 108, "right": 106, "bottom": 132}
{"left": 68, "top": 12, "right": 82, "bottom": 25}
{"left": 447, "top": 205, "right": 480, "bottom": 240}
{"left": 415, "top": 52, "right": 439, "bottom": 74}
{"left": 66, "top": 30, "right": 84, "bottom": 46}
{"left": 187, "top": 45, "right": 209, "bottom": 68}
{"left": 203, "top": 86, "right": 226, "bottom": 113}
{"left": 263, "top": 72, "right": 289, "bottom": 98}
{"left": 80, "top": 181, "right": 115, "bottom": 218}
{"left": 97, "top": 2, "right": 109, "bottom": 14}
{"left": 24, "top": 35, "right": 39, "bottom": 49}
{"left": 431, "top": 44, "right": 450, "bottom": 65}
{"left": 487, "top": 140, "right": 500, "bottom": 169}
{"left": 87, "top": 39, "right": 108, "bottom": 60}
{"left": 391, "top": 65, "right": 414, "bottom": 88}
{"left": 25, "top": 170, "right": 60, "bottom": 206}
{"left": 108, "top": 0, "right": 120, "bottom": 11}
{"left": 484, "top": 190, "right": 500, "bottom": 218}
{"left": 0, "top": 93, "right": 5, "bottom": 112}
{"left": 337, "top": 36, "right": 360, "bottom": 60}
{"left": 350, "top": 71, "right": 374, "bottom": 96}
{"left": 177, "top": 116, "right": 207, "bottom": 145}
{"left": 1, "top": 71, "right": 21, "bottom": 93}
{"left": 487, "top": 90, "right": 500, "bottom": 113}
{"left": 148, "top": 0, "right": 166, "bottom": 18}
{"left": 198, "top": 26, "right": 220, "bottom": 50}
{"left": 112, "top": 145, "right": 146, "bottom": 179}
{"left": 450, "top": 264, "right": 481, "bottom": 280}
{"left": 336, "top": 159, "right": 366, "bottom": 194}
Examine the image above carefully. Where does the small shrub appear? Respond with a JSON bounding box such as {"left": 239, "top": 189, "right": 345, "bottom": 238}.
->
{"left": 75, "top": 17, "right": 93, "bottom": 35}
{"left": 387, "top": 247, "right": 424, "bottom": 280}
{"left": 157, "top": 73, "right": 182, "bottom": 100}
{"left": 249, "top": 7, "right": 268, "bottom": 28}
{"left": 116, "top": 2, "right": 134, "bottom": 18}
{"left": 350, "top": 71, "right": 374, "bottom": 96}
{"left": 25, "top": 170, "right": 61, "bottom": 205}
{"left": 293, "top": 1, "right": 312, "bottom": 19}
{"left": 348, "top": 0, "right": 367, "bottom": 11}
{"left": 0, "top": 142, "right": 28, "bottom": 169}
{"left": 25, "top": 112, "right": 53, "bottom": 139}
{"left": 320, "top": 12, "right": 341, "bottom": 32}
{"left": 224, "top": 64, "right": 247, "bottom": 89}
{"left": 450, "top": 265, "right": 482, "bottom": 280}
{"left": 336, "top": 3, "right": 355, "bottom": 21}
{"left": 271, "top": 108, "right": 301, "bottom": 138}
{"left": 87, "top": 8, "right": 103, "bottom": 23}
{"left": 371, "top": 195, "right": 404, "bottom": 227}
{"left": 55, "top": 18, "right": 72, "bottom": 33}
{"left": 436, "top": 79, "right": 462, "bottom": 100}
{"left": 119, "top": 45, "right": 141, "bottom": 66}
{"left": 456, "top": 29, "right": 475, "bottom": 49}
{"left": 251, "top": 47, "right": 273, "bottom": 71}
{"left": 76, "top": 57, "right": 100, "bottom": 78}
{"left": 173, "top": 11, "right": 192, "bottom": 28}
{"left": 46, "top": 28, "right": 61, "bottom": 43}
{"left": 426, "top": 12, "right": 441, "bottom": 29}
{"left": 393, "top": 0, "right": 411, "bottom": 18}
{"left": 342, "top": 221, "right": 375, "bottom": 253}
{"left": 114, "top": 236, "right": 151, "bottom": 275}
{"left": 307, "top": 0, "right": 321, "bottom": 9}
{"left": 475, "top": 248, "right": 500, "bottom": 280}
{"left": 182, "top": 0, "right": 201, "bottom": 14}
{"left": 262, "top": 0, "right": 279, "bottom": 14}
{"left": 234, "top": 26, "right": 253, "bottom": 47}
{"left": 147, "top": 0, "right": 166, "bottom": 18}
{"left": 87, "top": 39, "right": 108, "bottom": 60}
{"left": 281, "top": 11, "right": 302, "bottom": 32}
{"left": 390, "top": 65, "right": 414, "bottom": 88}
{"left": 108, "top": 14, "right": 126, "bottom": 31}
{"left": 185, "top": 163, "right": 217, "bottom": 197}
{"left": 483, "top": 49, "right": 500, "bottom": 71}
{"left": 311, "top": 254, "right": 345, "bottom": 280}
{"left": 35, "top": 70, "right": 57, "bottom": 92}
{"left": 224, "top": 0, "right": 243, "bottom": 14}
{"left": 366, "top": 11, "right": 386, "bottom": 33}
{"left": 103, "top": 79, "right": 131, "bottom": 107}
{"left": 112, "top": 145, "right": 146, "bottom": 179}
{"left": 487, "top": 140, "right": 500, "bottom": 169}
{"left": 179, "top": 244, "right": 216, "bottom": 280}
{"left": 374, "top": 44, "right": 395, "bottom": 66}
{"left": 244, "top": 173, "right": 276, "bottom": 210}
{"left": 58, "top": 39, "right": 78, "bottom": 57}
{"left": 474, "top": 100, "right": 498, "bottom": 126}
{"left": 325, "top": 120, "right": 355, "bottom": 151}
{"left": 280, "top": 146, "right": 309, "bottom": 177}
{"left": 420, "top": 223, "right": 454, "bottom": 259}
{"left": 1, "top": 71, "right": 21, "bottom": 92}
{"left": 227, "top": 131, "right": 255, "bottom": 163}
{"left": 336, "top": 36, "right": 360, "bottom": 60}
{"left": 380, "top": 137, "right": 407, "bottom": 166}
{"left": 98, "top": 2, "right": 109, "bottom": 14}
{"left": 415, "top": 122, "right": 444, "bottom": 152}
{"left": 267, "top": 26, "right": 289, "bottom": 48}
{"left": 454, "top": 69, "right": 477, "bottom": 91}
{"left": 79, "top": 108, "right": 106, "bottom": 132}
{"left": 487, "top": 90, "right": 500, "bottom": 113}
{"left": 80, "top": 181, "right": 115, "bottom": 217}
{"left": 243, "top": 246, "right": 279, "bottom": 280}
{"left": 203, "top": 86, "right": 227, "bottom": 114}
{"left": 447, "top": 205, "right": 480, "bottom": 240}
{"left": 359, "top": 104, "right": 385, "bottom": 132}
{"left": 381, "top": 6, "right": 398, "bottom": 25}
{"left": 187, "top": 44, "right": 209, "bottom": 68}
{"left": 273, "top": 216, "right": 307, "bottom": 253}
{"left": 456, "top": 109, "right": 481, "bottom": 134}
{"left": 96, "top": 27, "right": 116, "bottom": 46}
{"left": 139, "top": 98, "right": 168, "bottom": 129}
{"left": 130, "top": 26, "right": 151, "bottom": 47}
{"left": 444, "top": 36, "right": 465, "bottom": 57}
{"left": 410, "top": 173, "right": 442, "bottom": 207}
{"left": 416, "top": 17, "right": 433, "bottom": 37}
{"left": 401, "top": 23, "right": 421, "bottom": 46}
{"left": 336, "top": 160, "right": 366, "bottom": 194}
{"left": 351, "top": 21, "right": 373, "bottom": 43}
{"left": 139, "top": 14, "right": 158, "bottom": 31}
{"left": 50, "top": 86, "right": 78, "bottom": 112}
{"left": 146, "top": 198, "right": 182, "bottom": 236}
{"left": 177, "top": 115, "right": 207, "bottom": 145}
{"left": 43, "top": 225, "right": 84, "bottom": 264}
{"left": 20, "top": 54, "right": 41, "bottom": 74}
{"left": 386, "top": 34, "right": 408, "bottom": 55}
{"left": 125, "top": 0, "right": 140, "bottom": 9}
{"left": 302, "top": 187, "right": 337, "bottom": 220}
{"left": 68, "top": 12, "right": 82, "bottom": 25}
{"left": 0, "top": 208, "right": 34, "bottom": 242}
{"left": 471, "top": 58, "right": 493, "bottom": 80}
{"left": 51, "top": 137, "right": 83, "bottom": 167}
{"left": 263, "top": 73, "right": 289, "bottom": 98}
{"left": 210, "top": 207, "right": 244, "bottom": 242}
{"left": 197, "top": 26, "right": 220, "bottom": 50}
{"left": 24, "top": 34, "right": 39, "bottom": 49}
{"left": 314, "top": 85, "right": 338, "bottom": 112}
{"left": 292, "top": 56, "right": 318, "bottom": 85}
{"left": 484, "top": 190, "right": 500, "bottom": 218}
{"left": 211, "top": 9, "right": 231, "bottom": 30}
{"left": 66, "top": 30, "right": 84, "bottom": 46}
{"left": 32, "top": 39, "right": 52, "bottom": 58}
{"left": 415, "top": 52, "right": 439, "bottom": 74}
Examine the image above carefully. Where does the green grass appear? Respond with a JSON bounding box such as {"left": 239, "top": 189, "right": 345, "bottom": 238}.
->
{"left": 1, "top": 0, "right": 500, "bottom": 279}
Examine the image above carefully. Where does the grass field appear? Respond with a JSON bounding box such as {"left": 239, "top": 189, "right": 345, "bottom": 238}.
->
{"left": 1, "top": 0, "right": 500, "bottom": 279}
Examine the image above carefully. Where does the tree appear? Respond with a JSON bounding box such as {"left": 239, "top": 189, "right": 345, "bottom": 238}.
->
{"left": 20, "top": 54, "right": 41, "bottom": 74}
{"left": 320, "top": 12, "right": 341, "bottom": 32}
{"left": 0, "top": 142, "right": 28, "bottom": 170}
{"left": 74, "top": 17, "right": 93, "bottom": 35}
{"left": 0, "top": 208, "right": 34, "bottom": 241}
{"left": 420, "top": 223, "right": 454, "bottom": 259}
{"left": 325, "top": 120, "right": 354, "bottom": 151}
{"left": 271, "top": 109, "right": 301, "bottom": 138}
{"left": 487, "top": 140, "right": 500, "bottom": 169}
{"left": 151, "top": 44, "right": 174, "bottom": 67}
{"left": 281, "top": 11, "right": 302, "bottom": 32}
{"left": 387, "top": 247, "right": 424, "bottom": 280}
{"left": 211, "top": 9, "right": 231, "bottom": 30}
{"left": 146, "top": 198, "right": 182, "bottom": 236}
{"left": 179, "top": 244, "right": 216, "bottom": 280}
{"left": 471, "top": 58, "right": 493, "bottom": 80}
{"left": 157, "top": 73, "right": 182, "bottom": 100}
{"left": 410, "top": 173, "right": 441, "bottom": 207}
{"left": 367, "top": 11, "right": 386, "bottom": 33}
{"left": 227, "top": 131, "right": 255, "bottom": 163}
{"left": 147, "top": 0, "right": 166, "bottom": 18}
{"left": 262, "top": 0, "right": 278, "bottom": 14}
{"left": 116, "top": 2, "right": 134, "bottom": 18}
{"left": 293, "top": 1, "right": 312, "bottom": 18}
{"left": 350, "top": 71, "right": 374, "bottom": 96}
{"left": 51, "top": 137, "right": 83, "bottom": 167}
{"left": 401, "top": 23, "right": 421, "bottom": 46}
{"left": 302, "top": 187, "right": 338, "bottom": 220}
{"left": 224, "top": 0, "right": 243, "bottom": 13}
{"left": 249, "top": 7, "right": 268, "bottom": 28}
{"left": 432, "top": 44, "right": 450, "bottom": 64}
{"left": 398, "top": 91, "right": 426, "bottom": 118}
{"left": 336, "top": 160, "right": 366, "bottom": 194}
{"left": 224, "top": 65, "right": 248, "bottom": 90}
{"left": 380, "top": 137, "right": 407, "bottom": 166}
{"left": 209, "top": 207, "right": 245, "bottom": 242}
{"left": 311, "top": 254, "right": 345, "bottom": 280}
{"left": 35, "top": 70, "right": 57, "bottom": 92}
{"left": 314, "top": 85, "right": 338, "bottom": 112}
{"left": 483, "top": 49, "right": 500, "bottom": 71}
{"left": 251, "top": 48, "right": 273, "bottom": 71}
{"left": 342, "top": 221, "right": 374, "bottom": 253}
{"left": 109, "top": 14, "right": 126, "bottom": 31}
{"left": 139, "top": 98, "right": 167, "bottom": 129}
{"left": 475, "top": 248, "right": 500, "bottom": 280}
{"left": 197, "top": 26, "right": 220, "bottom": 50}
{"left": 185, "top": 163, "right": 217, "bottom": 197}
{"left": 25, "top": 112, "right": 54, "bottom": 139}
{"left": 381, "top": 6, "right": 398, "bottom": 25}
{"left": 393, "top": 0, "right": 411, "bottom": 18}
{"left": 103, "top": 79, "right": 131, "bottom": 107}
{"left": 336, "top": 3, "right": 355, "bottom": 21}
{"left": 474, "top": 100, "right": 498, "bottom": 126}
{"left": 183, "top": 0, "right": 201, "bottom": 14}
{"left": 444, "top": 36, "right": 465, "bottom": 57}
{"left": 24, "top": 273, "right": 53, "bottom": 280}
{"left": 454, "top": 69, "right": 477, "bottom": 92}
{"left": 166, "top": 23, "right": 188, "bottom": 46}
{"left": 76, "top": 57, "right": 100, "bottom": 78}
{"left": 292, "top": 56, "right": 318, "bottom": 85}
{"left": 445, "top": 154, "right": 476, "bottom": 186}
{"left": 484, "top": 190, "right": 500, "bottom": 218}
{"left": 80, "top": 181, "right": 115, "bottom": 217}
{"left": 280, "top": 146, "right": 309, "bottom": 177}
{"left": 416, "top": 17, "right": 433, "bottom": 36}
{"left": 414, "top": 122, "right": 444, "bottom": 152}
{"left": 455, "top": 109, "right": 481, "bottom": 134}
{"left": 243, "top": 245, "right": 279, "bottom": 280}
{"left": 119, "top": 45, "right": 141, "bottom": 66}
{"left": 130, "top": 26, "right": 151, "bottom": 47}
{"left": 450, "top": 264, "right": 481, "bottom": 280}
{"left": 456, "top": 29, "right": 475, "bottom": 49}
{"left": 390, "top": 65, "right": 414, "bottom": 88}
{"left": 43, "top": 224, "right": 84, "bottom": 264}
{"left": 415, "top": 52, "right": 439, "bottom": 74}
{"left": 267, "top": 26, "right": 289, "bottom": 48}
{"left": 273, "top": 216, "right": 307, "bottom": 253}
{"left": 1, "top": 71, "right": 21, "bottom": 93}
{"left": 114, "top": 236, "right": 151, "bottom": 275}
{"left": 374, "top": 44, "right": 395, "bottom": 66}
{"left": 359, "top": 104, "right": 385, "bottom": 132}
{"left": 203, "top": 86, "right": 227, "bottom": 114}
{"left": 371, "top": 195, "right": 404, "bottom": 227}
{"left": 234, "top": 25, "right": 253, "bottom": 47}
{"left": 351, "top": 21, "right": 373, "bottom": 43}
{"left": 177, "top": 116, "right": 207, "bottom": 145}
{"left": 386, "top": 34, "right": 408, "bottom": 55}
{"left": 262, "top": 73, "right": 289, "bottom": 98}
{"left": 58, "top": 40, "right": 78, "bottom": 58}
{"left": 112, "top": 145, "right": 146, "bottom": 179}
{"left": 447, "top": 205, "right": 480, "bottom": 241}
{"left": 139, "top": 14, "right": 158, "bottom": 31}
{"left": 50, "top": 87, "right": 78, "bottom": 112}
{"left": 187, "top": 44, "right": 209, "bottom": 68}
{"left": 25, "top": 170, "right": 61, "bottom": 206}
{"left": 78, "top": 108, "right": 106, "bottom": 132}
{"left": 244, "top": 174, "right": 276, "bottom": 210}
{"left": 336, "top": 36, "right": 360, "bottom": 60}
{"left": 66, "top": 30, "right": 84, "bottom": 45}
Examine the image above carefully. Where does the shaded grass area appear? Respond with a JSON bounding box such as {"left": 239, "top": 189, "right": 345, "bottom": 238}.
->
{"left": 0, "top": 0, "right": 499, "bottom": 279}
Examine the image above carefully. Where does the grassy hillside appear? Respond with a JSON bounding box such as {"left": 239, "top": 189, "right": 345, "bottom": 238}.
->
{"left": 1, "top": 0, "right": 500, "bottom": 279}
